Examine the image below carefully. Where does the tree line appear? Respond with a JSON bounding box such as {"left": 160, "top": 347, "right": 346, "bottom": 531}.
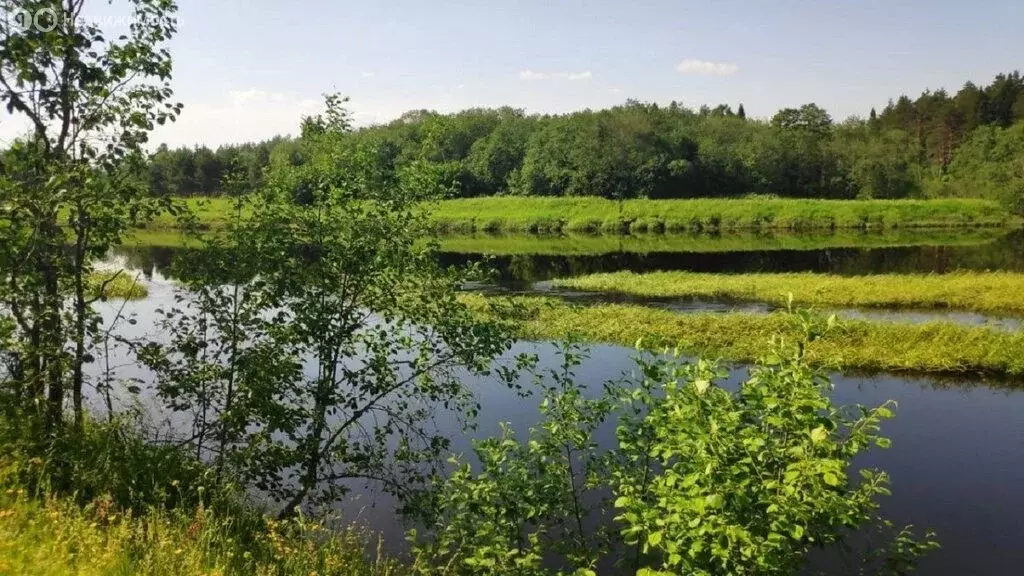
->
{"left": 149, "top": 72, "right": 1024, "bottom": 211}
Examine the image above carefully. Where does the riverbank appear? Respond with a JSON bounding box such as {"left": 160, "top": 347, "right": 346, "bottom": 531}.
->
{"left": 143, "top": 197, "right": 1020, "bottom": 234}
{"left": 0, "top": 419, "right": 398, "bottom": 576}
{"left": 429, "top": 197, "right": 1018, "bottom": 234}
{"left": 469, "top": 295, "right": 1024, "bottom": 377}
{"left": 554, "top": 270, "right": 1024, "bottom": 316}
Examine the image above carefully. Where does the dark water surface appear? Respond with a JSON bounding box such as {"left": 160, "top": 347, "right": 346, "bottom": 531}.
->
{"left": 119, "top": 228, "right": 1024, "bottom": 287}
{"left": 436, "top": 228, "right": 1024, "bottom": 287}
{"left": 100, "top": 229, "right": 1024, "bottom": 575}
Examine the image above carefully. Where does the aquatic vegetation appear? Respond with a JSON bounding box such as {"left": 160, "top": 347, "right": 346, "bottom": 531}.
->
{"left": 87, "top": 272, "right": 148, "bottom": 300}
{"left": 464, "top": 295, "right": 1024, "bottom": 377}
{"left": 555, "top": 270, "right": 1024, "bottom": 315}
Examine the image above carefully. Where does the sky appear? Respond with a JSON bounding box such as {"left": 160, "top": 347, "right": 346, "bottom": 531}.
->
{"left": 2, "top": 0, "right": 1023, "bottom": 148}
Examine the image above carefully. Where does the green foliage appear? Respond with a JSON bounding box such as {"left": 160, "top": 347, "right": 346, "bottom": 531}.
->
{"left": 0, "top": 414, "right": 216, "bottom": 514}
{"left": 935, "top": 121, "right": 1024, "bottom": 213}
{"left": 411, "top": 343, "right": 614, "bottom": 575}
{"left": 613, "top": 350, "right": 896, "bottom": 575}
{"left": 0, "top": 0, "right": 182, "bottom": 434}
{"left": 412, "top": 321, "right": 938, "bottom": 575}
{"left": 139, "top": 95, "right": 520, "bottom": 518}
{"left": 142, "top": 72, "right": 1024, "bottom": 205}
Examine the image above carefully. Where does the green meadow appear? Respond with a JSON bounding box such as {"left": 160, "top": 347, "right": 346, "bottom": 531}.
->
{"left": 143, "top": 196, "right": 1020, "bottom": 234}
{"left": 428, "top": 197, "right": 1018, "bottom": 234}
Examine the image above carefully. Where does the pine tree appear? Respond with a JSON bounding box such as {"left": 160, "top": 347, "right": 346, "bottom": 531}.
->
{"left": 737, "top": 103, "right": 747, "bottom": 119}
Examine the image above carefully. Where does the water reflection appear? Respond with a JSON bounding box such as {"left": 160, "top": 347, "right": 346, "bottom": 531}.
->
{"left": 92, "top": 243, "right": 1024, "bottom": 576}
{"left": 116, "top": 228, "right": 1024, "bottom": 287}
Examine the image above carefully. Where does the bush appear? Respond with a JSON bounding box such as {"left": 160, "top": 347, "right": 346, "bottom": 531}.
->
{"left": 411, "top": 317, "right": 938, "bottom": 575}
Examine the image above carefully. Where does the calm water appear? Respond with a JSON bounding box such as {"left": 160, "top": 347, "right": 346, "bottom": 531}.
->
{"left": 437, "top": 228, "right": 1024, "bottom": 286}
{"left": 101, "top": 229, "right": 1024, "bottom": 575}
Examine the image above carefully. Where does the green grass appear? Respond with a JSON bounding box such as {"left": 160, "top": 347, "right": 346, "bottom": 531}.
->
{"left": 467, "top": 295, "right": 1024, "bottom": 377}
{"left": 142, "top": 197, "right": 1021, "bottom": 234}
{"left": 554, "top": 270, "right": 1024, "bottom": 316}
{"left": 0, "top": 414, "right": 404, "bottom": 576}
{"left": 0, "top": 489, "right": 401, "bottom": 576}
{"left": 429, "top": 197, "right": 1019, "bottom": 234}
{"left": 87, "top": 272, "right": 148, "bottom": 300}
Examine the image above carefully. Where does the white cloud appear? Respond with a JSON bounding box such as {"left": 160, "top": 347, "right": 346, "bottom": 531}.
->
{"left": 676, "top": 59, "right": 739, "bottom": 76}
{"left": 519, "top": 69, "right": 593, "bottom": 81}
{"left": 151, "top": 88, "right": 322, "bottom": 148}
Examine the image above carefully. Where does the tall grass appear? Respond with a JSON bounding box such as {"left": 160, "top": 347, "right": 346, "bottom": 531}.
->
{"left": 0, "top": 489, "right": 402, "bottom": 576}
{"left": 555, "top": 270, "right": 1024, "bottom": 315}
{"left": 0, "top": 417, "right": 404, "bottom": 576}
{"left": 143, "top": 197, "right": 1021, "bottom": 234}
{"left": 465, "top": 295, "right": 1024, "bottom": 377}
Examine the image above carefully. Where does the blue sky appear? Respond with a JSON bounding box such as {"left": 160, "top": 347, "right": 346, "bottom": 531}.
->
{"left": 3, "top": 0, "right": 1023, "bottom": 147}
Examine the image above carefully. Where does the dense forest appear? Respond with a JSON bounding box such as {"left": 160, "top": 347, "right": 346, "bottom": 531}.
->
{"left": 150, "top": 71, "right": 1024, "bottom": 210}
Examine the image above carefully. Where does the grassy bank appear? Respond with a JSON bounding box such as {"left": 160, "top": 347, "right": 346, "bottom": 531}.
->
{"left": 0, "top": 490, "right": 399, "bottom": 576}
{"left": 429, "top": 197, "right": 1018, "bottom": 234}
{"left": 143, "top": 197, "right": 1020, "bottom": 234}
{"left": 554, "top": 271, "right": 1024, "bottom": 316}
{"left": 0, "top": 414, "right": 401, "bottom": 576}
{"left": 469, "top": 295, "right": 1024, "bottom": 377}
